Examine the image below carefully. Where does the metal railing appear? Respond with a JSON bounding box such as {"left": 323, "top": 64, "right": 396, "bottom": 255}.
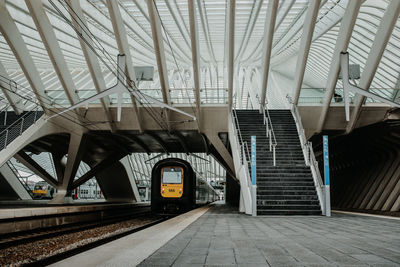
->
{"left": 289, "top": 97, "right": 326, "bottom": 214}
{"left": 231, "top": 110, "right": 252, "bottom": 185}
{"left": 262, "top": 103, "right": 277, "bottom": 166}
{"left": 298, "top": 87, "right": 399, "bottom": 104}
{"left": 0, "top": 109, "right": 43, "bottom": 150}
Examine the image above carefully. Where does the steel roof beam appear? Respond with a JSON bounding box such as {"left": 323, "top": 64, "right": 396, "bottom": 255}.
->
{"left": 146, "top": 0, "right": 171, "bottom": 131}
{"left": 0, "top": 5, "right": 48, "bottom": 110}
{"left": 227, "top": 0, "right": 235, "bottom": 109}
{"left": 0, "top": 61, "right": 24, "bottom": 114}
{"left": 106, "top": 0, "right": 143, "bottom": 132}
{"left": 316, "top": 1, "right": 362, "bottom": 133}
{"left": 292, "top": 0, "right": 321, "bottom": 105}
{"left": 188, "top": 0, "right": 202, "bottom": 128}
{"left": 67, "top": 0, "right": 115, "bottom": 132}
{"left": 259, "top": 0, "right": 279, "bottom": 111}
{"left": 346, "top": 0, "right": 400, "bottom": 133}
{"left": 26, "top": 1, "right": 79, "bottom": 107}
{"left": 15, "top": 152, "right": 58, "bottom": 188}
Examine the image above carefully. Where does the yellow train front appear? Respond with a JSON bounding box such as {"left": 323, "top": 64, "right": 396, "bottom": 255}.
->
{"left": 151, "top": 158, "right": 218, "bottom": 214}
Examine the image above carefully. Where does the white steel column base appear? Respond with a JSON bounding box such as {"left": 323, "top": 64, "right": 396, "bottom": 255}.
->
{"left": 251, "top": 185, "right": 257, "bottom": 216}
{"left": 325, "top": 185, "right": 331, "bottom": 217}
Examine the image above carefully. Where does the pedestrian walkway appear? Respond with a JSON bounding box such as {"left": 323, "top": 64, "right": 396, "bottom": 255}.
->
{"left": 139, "top": 205, "right": 400, "bottom": 266}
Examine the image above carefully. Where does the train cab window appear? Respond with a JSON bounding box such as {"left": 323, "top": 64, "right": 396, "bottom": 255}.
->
{"left": 162, "top": 167, "right": 183, "bottom": 184}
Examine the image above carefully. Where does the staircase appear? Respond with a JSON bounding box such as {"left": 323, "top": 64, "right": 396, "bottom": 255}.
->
{"left": 235, "top": 109, "right": 321, "bottom": 215}
{"left": 0, "top": 110, "right": 44, "bottom": 150}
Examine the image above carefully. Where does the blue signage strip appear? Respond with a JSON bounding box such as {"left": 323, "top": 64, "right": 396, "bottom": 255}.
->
{"left": 323, "top": 135, "right": 330, "bottom": 186}
{"left": 251, "top": 136, "right": 256, "bottom": 186}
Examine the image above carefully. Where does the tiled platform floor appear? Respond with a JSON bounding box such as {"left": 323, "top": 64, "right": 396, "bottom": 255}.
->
{"left": 139, "top": 205, "right": 400, "bottom": 266}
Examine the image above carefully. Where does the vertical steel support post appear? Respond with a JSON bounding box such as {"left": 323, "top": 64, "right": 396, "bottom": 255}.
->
{"left": 19, "top": 118, "right": 24, "bottom": 135}
{"left": 4, "top": 129, "right": 8, "bottom": 149}
{"left": 251, "top": 136, "right": 257, "bottom": 216}
{"left": 323, "top": 135, "right": 331, "bottom": 217}
{"left": 273, "top": 144, "right": 276, "bottom": 167}
{"left": 269, "top": 130, "right": 272, "bottom": 151}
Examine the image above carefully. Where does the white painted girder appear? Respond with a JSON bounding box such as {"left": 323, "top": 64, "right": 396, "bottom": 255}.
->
{"left": 146, "top": 0, "right": 171, "bottom": 106}
{"left": 346, "top": 0, "right": 400, "bottom": 133}
{"left": 0, "top": 4, "right": 48, "bottom": 110}
{"left": 316, "top": 0, "right": 362, "bottom": 133}
{"left": 106, "top": 0, "right": 143, "bottom": 132}
{"left": 67, "top": 0, "right": 115, "bottom": 132}
{"left": 188, "top": 0, "right": 201, "bottom": 126}
{"left": 227, "top": 0, "right": 235, "bottom": 109}
{"left": 0, "top": 60, "right": 24, "bottom": 114}
{"left": 292, "top": 0, "right": 321, "bottom": 105}
{"left": 259, "top": 0, "right": 279, "bottom": 111}
{"left": 26, "top": 0, "right": 79, "bottom": 107}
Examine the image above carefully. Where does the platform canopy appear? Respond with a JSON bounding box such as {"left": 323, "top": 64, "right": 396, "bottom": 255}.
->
{"left": 0, "top": 0, "right": 399, "bottom": 112}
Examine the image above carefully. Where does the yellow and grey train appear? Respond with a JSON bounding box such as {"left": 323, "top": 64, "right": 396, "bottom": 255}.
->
{"left": 151, "top": 158, "right": 218, "bottom": 214}
{"left": 32, "top": 181, "right": 55, "bottom": 199}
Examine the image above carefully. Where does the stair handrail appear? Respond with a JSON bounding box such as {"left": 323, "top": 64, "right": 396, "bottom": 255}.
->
{"left": 262, "top": 103, "right": 277, "bottom": 166}
{"left": 232, "top": 110, "right": 251, "bottom": 164}
{"left": 7, "top": 161, "right": 34, "bottom": 198}
{"left": 231, "top": 110, "right": 252, "bottom": 185}
{"left": 290, "top": 101, "right": 326, "bottom": 214}
{"left": 0, "top": 108, "right": 43, "bottom": 149}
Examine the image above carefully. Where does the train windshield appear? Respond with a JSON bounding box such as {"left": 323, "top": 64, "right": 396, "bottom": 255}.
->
{"left": 162, "top": 167, "right": 182, "bottom": 184}
{"left": 34, "top": 184, "right": 46, "bottom": 190}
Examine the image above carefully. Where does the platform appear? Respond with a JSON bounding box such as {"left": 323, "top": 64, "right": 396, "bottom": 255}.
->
{"left": 52, "top": 204, "right": 400, "bottom": 266}
{"left": 0, "top": 201, "right": 142, "bottom": 220}
{"left": 0, "top": 202, "right": 148, "bottom": 235}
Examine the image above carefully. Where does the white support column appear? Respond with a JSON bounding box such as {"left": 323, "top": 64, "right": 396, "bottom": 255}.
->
{"left": 51, "top": 132, "right": 87, "bottom": 203}
{"left": 67, "top": 0, "right": 116, "bottom": 132}
{"left": 188, "top": 0, "right": 202, "bottom": 128}
{"left": 259, "top": 0, "right": 279, "bottom": 111}
{"left": 0, "top": 164, "right": 32, "bottom": 200}
{"left": 227, "top": 0, "right": 235, "bottom": 109}
{"left": 316, "top": 1, "right": 362, "bottom": 133}
{"left": 249, "top": 69, "right": 260, "bottom": 109}
{"left": 106, "top": 0, "right": 143, "bottom": 132}
{"left": 346, "top": 0, "right": 400, "bottom": 133}
{"left": 146, "top": 0, "right": 171, "bottom": 106}
{"left": 26, "top": 0, "right": 79, "bottom": 106}
{"left": 120, "top": 157, "right": 141, "bottom": 202}
{"left": 292, "top": 0, "right": 321, "bottom": 105}
{"left": 0, "top": 4, "right": 48, "bottom": 110}
{"left": 146, "top": 0, "right": 171, "bottom": 131}
{"left": 0, "top": 61, "right": 24, "bottom": 114}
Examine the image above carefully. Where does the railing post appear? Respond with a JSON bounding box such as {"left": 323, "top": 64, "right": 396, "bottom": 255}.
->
{"left": 4, "top": 129, "right": 8, "bottom": 149}
{"left": 266, "top": 119, "right": 269, "bottom": 137}
{"left": 19, "top": 118, "right": 24, "bottom": 135}
{"left": 269, "top": 129, "right": 272, "bottom": 151}
{"left": 34, "top": 110, "right": 37, "bottom": 123}
{"left": 273, "top": 144, "right": 276, "bottom": 167}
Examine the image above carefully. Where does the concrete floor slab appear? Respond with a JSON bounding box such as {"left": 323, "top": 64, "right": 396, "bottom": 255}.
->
{"left": 139, "top": 205, "right": 400, "bottom": 267}
{"left": 52, "top": 205, "right": 211, "bottom": 267}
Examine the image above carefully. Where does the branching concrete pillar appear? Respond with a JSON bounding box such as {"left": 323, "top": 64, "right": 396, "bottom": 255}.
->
{"left": 51, "top": 132, "right": 88, "bottom": 203}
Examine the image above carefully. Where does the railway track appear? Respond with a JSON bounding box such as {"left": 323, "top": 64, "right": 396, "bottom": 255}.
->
{"left": 0, "top": 204, "right": 171, "bottom": 266}
{"left": 0, "top": 204, "right": 151, "bottom": 249}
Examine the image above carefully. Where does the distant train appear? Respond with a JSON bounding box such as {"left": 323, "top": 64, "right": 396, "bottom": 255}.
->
{"left": 151, "top": 158, "right": 218, "bottom": 214}
{"left": 32, "top": 181, "right": 55, "bottom": 199}
{"left": 72, "top": 184, "right": 102, "bottom": 200}
{"left": 32, "top": 181, "right": 103, "bottom": 200}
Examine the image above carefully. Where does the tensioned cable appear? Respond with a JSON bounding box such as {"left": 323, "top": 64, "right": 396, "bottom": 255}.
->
{"left": 152, "top": 0, "right": 199, "bottom": 129}
{"left": 49, "top": 0, "right": 169, "bottom": 130}
{"left": 61, "top": 0, "right": 172, "bottom": 130}
{"left": 0, "top": 74, "right": 105, "bottom": 131}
